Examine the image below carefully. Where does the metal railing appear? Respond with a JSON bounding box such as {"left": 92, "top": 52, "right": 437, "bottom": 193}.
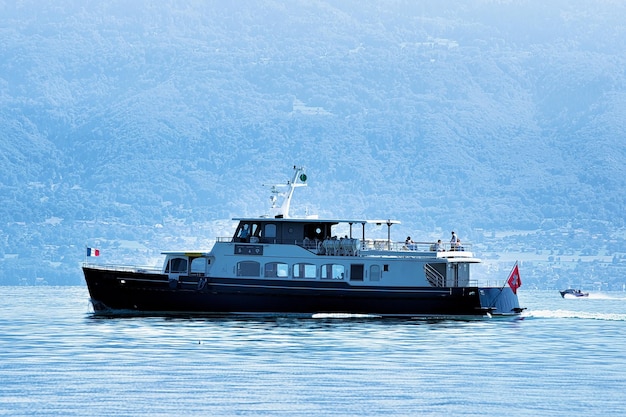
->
{"left": 215, "top": 236, "right": 472, "bottom": 254}
{"left": 82, "top": 263, "right": 161, "bottom": 273}
{"left": 362, "top": 240, "right": 472, "bottom": 253}
{"left": 424, "top": 263, "right": 446, "bottom": 287}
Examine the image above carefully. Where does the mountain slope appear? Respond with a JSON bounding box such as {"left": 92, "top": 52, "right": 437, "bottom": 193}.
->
{"left": 0, "top": 0, "right": 624, "bottom": 286}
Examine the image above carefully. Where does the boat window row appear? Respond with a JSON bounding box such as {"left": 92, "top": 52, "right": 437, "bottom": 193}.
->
{"left": 165, "top": 257, "right": 383, "bottom": 282}
{"left": 165, "top": 258, "right": 210, "bottom": 275}
{"left": 236, "top": 260, "right": 382, "bottom": 281}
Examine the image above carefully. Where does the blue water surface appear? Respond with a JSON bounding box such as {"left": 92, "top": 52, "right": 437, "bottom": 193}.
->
{"left": 1, "top": 287, "right": 625, "bottom": 416}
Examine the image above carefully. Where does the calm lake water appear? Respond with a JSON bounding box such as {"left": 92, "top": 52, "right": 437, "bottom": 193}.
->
{"left": 1, "top": 286, "right": 625, "bottom": 416}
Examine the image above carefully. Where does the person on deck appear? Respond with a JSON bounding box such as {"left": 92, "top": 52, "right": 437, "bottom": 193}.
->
{"left": 450, "top": 231, "right": 459, "bottom": 251}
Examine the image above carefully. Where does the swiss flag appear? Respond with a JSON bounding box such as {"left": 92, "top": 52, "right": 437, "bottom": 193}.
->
{"left": 507, "top": 263, "right": 521, "bottom": 294}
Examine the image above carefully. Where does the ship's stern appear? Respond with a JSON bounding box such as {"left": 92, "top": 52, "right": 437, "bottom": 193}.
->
{"left": 478, "top": 287, "right": 523, "bottom": 316}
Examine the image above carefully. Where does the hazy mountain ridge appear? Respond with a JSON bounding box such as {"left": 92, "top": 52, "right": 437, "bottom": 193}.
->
{"left": 1, "top": 0, "right": 625, "bottom": 287}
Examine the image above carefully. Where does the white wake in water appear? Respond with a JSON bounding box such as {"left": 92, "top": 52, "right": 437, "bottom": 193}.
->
{"left": 524, "top": 309, "right": 626, "bottom": 321}
{"left": 312, "top": 313, "right": 382, "bottom": 319}
{"left": 586, "top": 293, "right": 626, "bottom": 301}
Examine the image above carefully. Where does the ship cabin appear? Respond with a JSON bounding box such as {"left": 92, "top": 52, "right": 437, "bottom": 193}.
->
{"left": 158, "top": 216, "right": 480, "bottom": 290}
{"left": 231, "top": 217, "right": 372, "bottom": 248}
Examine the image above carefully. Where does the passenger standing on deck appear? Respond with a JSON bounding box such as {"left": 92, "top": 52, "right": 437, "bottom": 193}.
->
{"left": 450, "top": 231, "right": 459, "bottom": 251}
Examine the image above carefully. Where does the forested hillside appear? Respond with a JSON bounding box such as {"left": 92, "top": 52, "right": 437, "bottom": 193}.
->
{"left": 1, "top": 0, "right": 625, "bottom": 288}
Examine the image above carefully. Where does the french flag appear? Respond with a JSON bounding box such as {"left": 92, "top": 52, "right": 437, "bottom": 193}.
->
{"left": 87, "top": 247, "right": 100, "bottom": 257}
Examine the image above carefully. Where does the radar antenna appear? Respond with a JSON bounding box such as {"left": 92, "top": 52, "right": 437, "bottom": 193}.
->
{"left": 263, "top": 166, "right": 307, "bottom": 218}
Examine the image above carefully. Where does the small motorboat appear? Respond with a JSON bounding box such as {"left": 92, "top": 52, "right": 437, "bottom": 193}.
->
{"left": 560, "top": 289, "right": 589, "bottom": 298}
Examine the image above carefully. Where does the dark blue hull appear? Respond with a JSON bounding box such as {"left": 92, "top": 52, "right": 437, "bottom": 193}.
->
{"left": 83, "top": 267, "right": 522, "bottom": 317}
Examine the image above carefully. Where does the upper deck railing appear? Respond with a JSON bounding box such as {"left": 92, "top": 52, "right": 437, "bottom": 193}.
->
{"left": 362, "top": 239, "right": 471, "bottom": 253}
{"left": 215, "top": 236, "right": 472, "bottom": 255}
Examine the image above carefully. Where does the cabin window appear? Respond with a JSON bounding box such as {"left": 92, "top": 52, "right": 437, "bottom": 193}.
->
{"left": 237, "top": 261, "right": 260, "bottom": 277}
{"left": 321, "top": 264, "right": 345, "bottom": 280}
{"left": 166, "top": 258, "right": 188, "bottom": 274}
{"left": 293, "top": 263, "right": 316, "bottom": 279}
{"left": 264, "top": 262, "right": 288, "bottom": 278}
{"left": 350, "top": 264, "right": 364, "bottom": 281}
{"left": 190, "top": 258, "right": 206, "bottom": 275}
{"left": 369, "top": 265, "right": 381, "bottom": 281}
{"left": 265, "top": 224, "right": 276, "bottom": 238}
{"left": 237, "top": 223, "right": 251, "bottom": 242}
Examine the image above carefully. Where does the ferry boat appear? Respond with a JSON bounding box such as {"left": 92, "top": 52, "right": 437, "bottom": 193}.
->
{"left": 83, "top": 166, "right": 524, "bottom": 318}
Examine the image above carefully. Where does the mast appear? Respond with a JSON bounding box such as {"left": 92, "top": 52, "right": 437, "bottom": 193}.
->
{"left": 265, "top": 166, "right": 307, "bottom": 218}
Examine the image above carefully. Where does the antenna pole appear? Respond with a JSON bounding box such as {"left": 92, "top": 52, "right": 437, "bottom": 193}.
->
{"left": 264, "top": 166, "right": 308, "bottom": 218}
